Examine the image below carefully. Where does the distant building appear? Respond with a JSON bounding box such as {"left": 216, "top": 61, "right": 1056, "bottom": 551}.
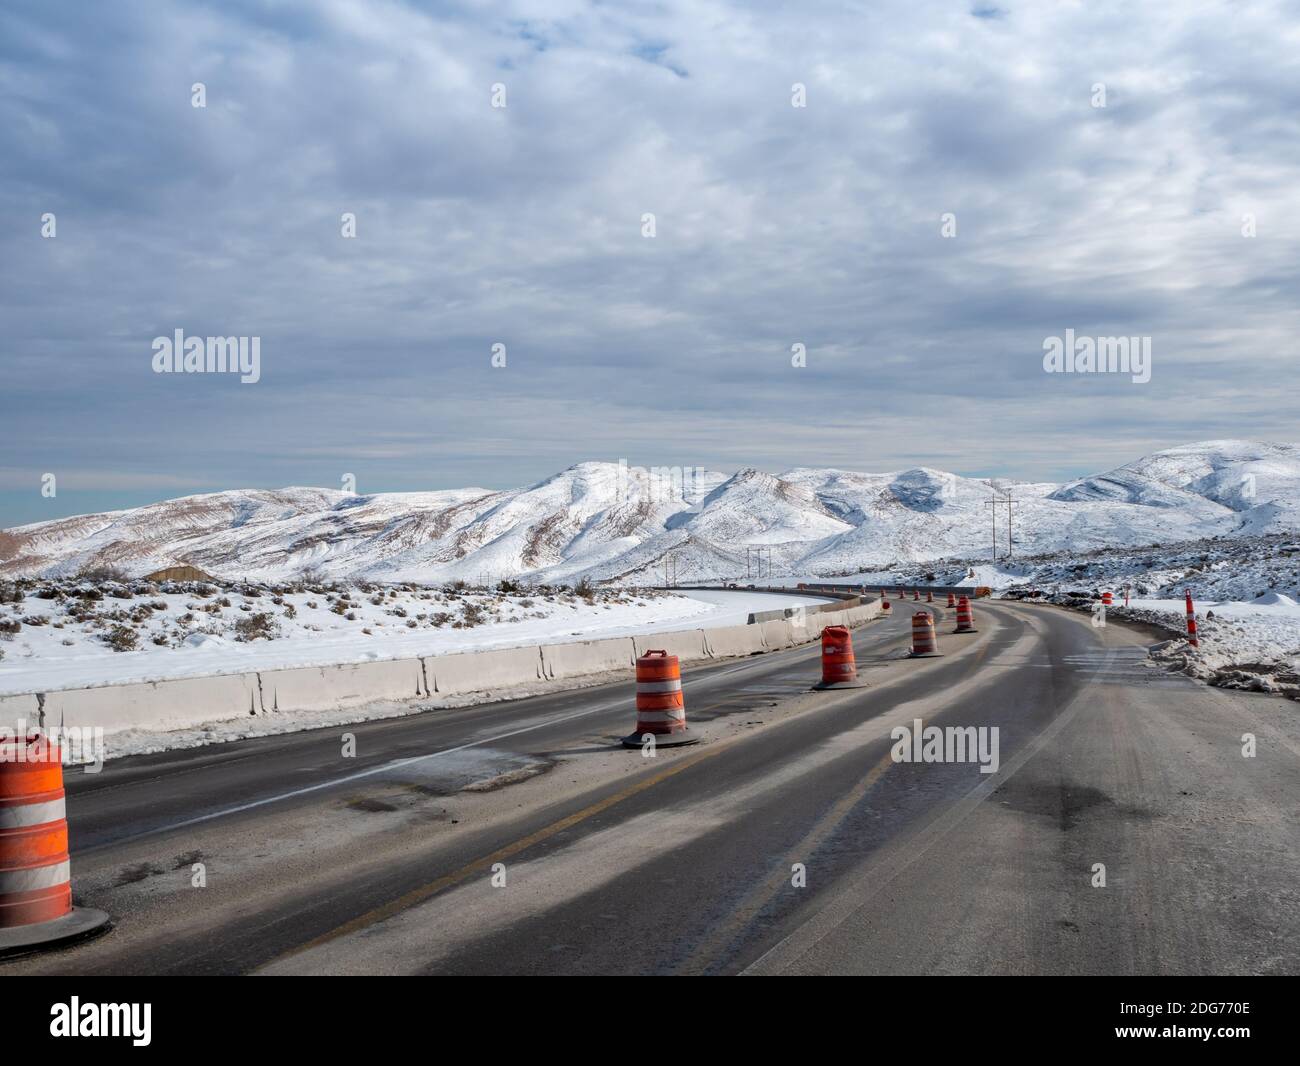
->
{"left": 143, "top": 565, "right": 213, "bottom": 583}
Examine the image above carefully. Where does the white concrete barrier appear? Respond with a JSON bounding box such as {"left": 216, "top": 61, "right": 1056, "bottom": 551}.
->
{"left": 541, "top": 637, "right": 636, "bottom": 680}
{"left": 428, "top": 645, "right": 544, "bottom": 695}
{"left": 757, "top": 619, "right": 797, "bottom": 650}
{"left": 844, "top": 603, "right": 880, "bottom": 625}
{"left": 260, "top": 658, "right": 426, "bottom": 713}
{"left": 705, "top": 624, "right": 767, "bottom": 659}
{"left": 0, "top": 596, "right": 885, "bottom": 736}
{"left": 36, "top": 673, "right": 262, "bottom": 732}
{"left": 808, "top": 610, "right": 846, "bottom": 635}
{"left": 632, "top": 629, "right": 710, "bottom": 663}
{"left": 0, "top": 692, "right": 40, "bottom": 733}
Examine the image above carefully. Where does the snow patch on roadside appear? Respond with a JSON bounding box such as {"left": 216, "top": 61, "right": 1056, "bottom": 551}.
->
{"left": 1045, "top": 593, "right": 1300, "bottom": 700}
{"left": 0, "top": 583, "right": 829, "bottom": 696}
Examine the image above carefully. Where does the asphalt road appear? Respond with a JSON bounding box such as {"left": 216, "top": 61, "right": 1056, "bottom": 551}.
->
{"left": 6, "top": 599, "right": 1298, "bottom": 975}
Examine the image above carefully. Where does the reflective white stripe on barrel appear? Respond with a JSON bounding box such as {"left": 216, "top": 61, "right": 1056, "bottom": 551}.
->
{"left": 0, "top": 859, "right": 71, "bottom": 894}
{"left": 0, "top": 798, "right": 66, "bottom": 830}
{"left": 636, "top": 680, "right": 682, "bottom": 694}
{"left": 635, "top": 710, "right": 686, "bottom": 724}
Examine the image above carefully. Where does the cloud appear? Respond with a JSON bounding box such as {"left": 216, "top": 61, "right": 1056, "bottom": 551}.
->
{"left": 2, "top": 0, "right": 1298, "bottom": 524}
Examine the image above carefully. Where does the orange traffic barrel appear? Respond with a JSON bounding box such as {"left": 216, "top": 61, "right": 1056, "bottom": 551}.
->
{"left": 0, "top": 733, "right": 109, "bottom": 957}
{"left": 912, "top": 589, "right": 919, "bottom": 601}
{"left": 954, "top": 595, "right": 977, "bottom": 634}
{"left": 909, "top": 612, "right": 941, "bottom": 657}
{"left": 812, "top": 625, "right": 867, "bottom": 689}
{"left": 926, "top": 590, "right": 934, "bottom": 603}
{"left": 1101, "top": 590, "right": 1113, "bottom": 606}
{"left": 621, "top": 651, "right": 699, "bottom": 748}
{"left": 946, "top": 592, "right": 956, "bottom": 608}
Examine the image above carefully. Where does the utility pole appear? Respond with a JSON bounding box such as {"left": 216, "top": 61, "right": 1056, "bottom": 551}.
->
{"left": 984, "top": 491, "right": 1017, "bottom": 562}
{"left": 984, "top": 497, "right": 1000, "bottom": 563}
{"left": 1004, "top": 494, "right": 1018, "bottom": 558}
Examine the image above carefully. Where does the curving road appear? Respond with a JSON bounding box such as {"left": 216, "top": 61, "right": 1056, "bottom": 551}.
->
{"left": 6, "top": 599, "right": 1298, "bottom": 975}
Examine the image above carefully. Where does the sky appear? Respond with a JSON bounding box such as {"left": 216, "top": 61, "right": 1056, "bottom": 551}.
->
{"left": 3, "top": 0, "right": 1299, "bottom": 526}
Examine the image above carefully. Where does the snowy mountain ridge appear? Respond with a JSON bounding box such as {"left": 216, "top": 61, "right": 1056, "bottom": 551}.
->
{"left": 3, "top": 440, "right": 1299, "bottom": 585}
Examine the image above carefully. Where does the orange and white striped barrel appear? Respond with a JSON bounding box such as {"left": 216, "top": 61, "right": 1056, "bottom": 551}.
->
{"left": 1, "top": 735, "right": 71, "bottom": 930}
{"left": 926, "top": 590, "right": 934, "bottom": 603}
{"left": 816, "top": 625, "right": 858, "bottom": 687}
{"left": 954, "top": 595, "right": 977, "bottom": 633}
{"left": 912, "top": 590, "right": 919, "bottom": 601}
{"left": 946, "top": 592, "right": 956, "bottom": 608}
{"left": 633, "top": 650, "right": 686, "bottom": 735}
{"left": 1101, "top": 590, "right": 1113, "bottom": 606}
{"left": 880, "top": 589, "right": 891, "bottom": 610}
{"left": 909, "top": 612, "right": 940, "bottom": 656}
{"left": 1185, "top": 589, "right": 1199, "bottom": 648}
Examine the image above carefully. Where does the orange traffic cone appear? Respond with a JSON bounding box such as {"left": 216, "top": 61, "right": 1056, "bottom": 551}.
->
{"left": 0, "top": 731, "right": 110, "bottom": 957}
{"left": 954, "top": 595, "right": 977, "bottom": 633}
{"left": 926, "top": 590, "right": 934, "bottom": 603}
{"left": 912, "top": 590, "right": 919, "bottom": 601}
{"left": 909, "top": 612, "right": 941, "bottom": 657}
{"left": 1185, "top": 589, "right": 1199, "bottom": 648}
{"left": 622, "top": 650, "right": 698, "bottom": 748}
{"left": 812, "top": 625, "right": 867, "bottom": 689}
{"left": 946, "top": 592, "right": 956, "bottom": 608}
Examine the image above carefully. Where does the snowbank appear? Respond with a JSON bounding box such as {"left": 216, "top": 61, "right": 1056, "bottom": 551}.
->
{"left": 1035, "top": 592, "right": 1300, "bottom": 699}
{"left": 1122, "top": 596, "right": 1300, "bottom": 697}
{"left": 0, "top": 586, "right": 831, "bottom": 696}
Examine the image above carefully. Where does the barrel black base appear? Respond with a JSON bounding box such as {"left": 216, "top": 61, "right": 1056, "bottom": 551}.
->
{"left": 621, "top": 728, "right": 700, "bottom": 749}
{"left": 0, "top": 907, "right": 111, "bottom": 960}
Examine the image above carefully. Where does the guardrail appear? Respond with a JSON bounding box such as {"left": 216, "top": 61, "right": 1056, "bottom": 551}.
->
{"left": 652, "top": 584, "right": 867, "bottom": 624}
{"left": 795, "top": 582, "right": 992, "bottom": 598}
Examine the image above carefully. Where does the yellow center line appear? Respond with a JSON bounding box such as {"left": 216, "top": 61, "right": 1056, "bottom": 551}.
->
{"left": 256, "top": 733, "right": 746, "bottom": 970}
{"left": 262, "top": 605, "right": 1002, "bottom": 972}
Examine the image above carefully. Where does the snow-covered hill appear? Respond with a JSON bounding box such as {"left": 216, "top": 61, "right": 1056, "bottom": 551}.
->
{"left": 4, "top": 441, "right": 1300, "bottom": 584}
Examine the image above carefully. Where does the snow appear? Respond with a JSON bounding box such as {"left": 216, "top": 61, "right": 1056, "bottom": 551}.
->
{"left": 1126, "top": 593, "right": 1300, "bottom": 627}
{"left": 0, "top": 585, "right": 831, "bottom": 695}
{"left": 777, "top": 525, "right": 1300, "bottom": 700}
{"left": 7, "top": 440, "right": 1300, "bottom": 587}
{"left": 6, "top": 436, "right": 1300, "bottom": 711}
{"left": 1126, "top": 595, "right": 1300, "bottom": 667}
{"left": 1082, "top": 594, "right": 1300, "bottom": 698}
